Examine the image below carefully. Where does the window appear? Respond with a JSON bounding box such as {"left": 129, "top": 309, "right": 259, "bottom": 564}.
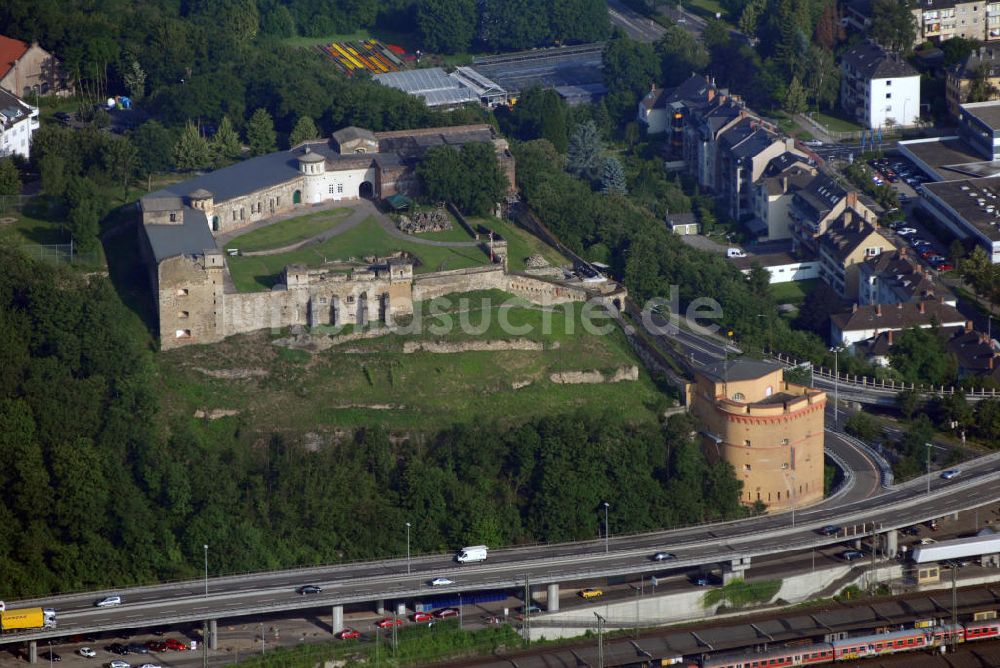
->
{"left": 240, "top": 208, "right": 245, "bottom": 220}
{"left": 175, "top": 329, "right": 191, "bottom": 339}
{"left": 886, "top": 93, "right": 892, "bottom": 99}
{"left": 276, "top": 195, "right": 281, "bottom": 205}
{"left": 319, "top": 297, "right": 327, "bottom": 304}
{"left": 780, "top": 438, "right": 789, "bottom": 446}
{"left": 337, "top": 183, "right": 344, "bottom": 194}
{"left": 744, "top": 439, "right": 751, "bottom": 447}
{"left": 176, "top": 288, "right": 189, "bottom": 297}
{"left": 886, "top": 79, "right": 892, "bottom": 86}
{"left": 169, "top": 212, "right": 177, "bottom": 222}
{"left": 177, "top": 311, "right": 189, "bottom": 319}
{"left": 744, "top": 464, "right": 752, "bottom": 471}
{"left": 233, "top": 210, "right": 237, "bottom": 220}
{"left": 733, "top": 392, "right": 745, "bottom": 401}
{"left": 346, "top": 295, "right": 355, "bottom": 303}
{"left": 329, "top": 184, "right": 336, "bottom": 194}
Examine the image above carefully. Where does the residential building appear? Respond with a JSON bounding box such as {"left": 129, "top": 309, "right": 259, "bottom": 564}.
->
{"left": 0, "top": 35, "right": 64, "bottom": 98}
{"left": 751, "top": 157, "right": 817, "bottom": 241}
{"left": 685, "top": 359, "right": 826, "bottom": 510}
{"left": 857, "top": 248, "right": 953, "bottom": 305}
{"left": 731, "top": 247, "right": 820, "bottom": 284}
{"left": 830, "top": 298, "right": 969, "bottom": 346}
{"left": 946, "top": 47, "right": 1000, "bottom": 116}
{"left": 0, "top": 88, "right": 38, "bottom": 159}
{"left": 840, "top": 41, "right": 921, "bottom": 129}
{"left": 683, "top": 95, "right": 744, "bottom": 192}
{"left": 716, "top": 119, "right": 800, "bottom": 221}
{"left": 789, "top": 174, "right": 878, "bottom": 254}
{"left": 956, "top": 100, "right": 1000, "bottom": 160}
{"left": 855, "top": 323, "right": 997, "bottom": 376}
{"left": 817, "top": 214, "right": 895, "bottom": 298}
{"left": 845, "top": 0, "right": 1000, "bottom": 45}
{"left": 637, "top": 76, "right": 718, "bottom": 135}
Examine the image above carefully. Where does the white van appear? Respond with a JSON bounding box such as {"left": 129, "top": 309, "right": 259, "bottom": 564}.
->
{"left": 455, "top": 545, "right": 488, "bottom": 563}
{"left": 726, "top": 248, "right": 747, "bottom": 258}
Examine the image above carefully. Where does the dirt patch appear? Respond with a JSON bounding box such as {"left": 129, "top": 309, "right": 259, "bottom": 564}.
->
{"left": 193, "top": 408, "right": 241, "bottom": 419}
{"left": 194, "top": 367, "right": 270, "bottom": 380}
{"left": 549, "top": 365, "right": 639, "bottom": 384}
{"left": 402, "top": 339, "right": 554, "bottom": 353}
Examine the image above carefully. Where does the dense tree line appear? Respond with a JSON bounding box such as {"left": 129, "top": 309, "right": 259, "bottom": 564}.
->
{"left": 416, "top": 142, "right": 507, "bottom": 215}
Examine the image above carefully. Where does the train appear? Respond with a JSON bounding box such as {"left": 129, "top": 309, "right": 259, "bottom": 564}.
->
{"left": 690, "top": 618, "right": 1000, "bottom": 668}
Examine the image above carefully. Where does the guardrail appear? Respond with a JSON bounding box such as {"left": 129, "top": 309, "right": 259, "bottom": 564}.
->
{"left": 827, "top": 427, "right": 895, "bottom": 488}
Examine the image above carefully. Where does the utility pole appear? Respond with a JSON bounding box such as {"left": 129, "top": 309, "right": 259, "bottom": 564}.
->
{"left": 951, "top": 561, "right": 959, "bottom": 653}
{"left": 405, "top": 522, "right": 411, "bottom": 575}
{"left": 925, "top": 442, "right": 932, "bottom": 495}
{"left": 603, "top": 501, "right": 610, "bottom": 554}
{"left": 523, "top": 574, "right": 531, "bottom": 646}
{"left": 595, "top": 612, "right": 606, "bottom": 668}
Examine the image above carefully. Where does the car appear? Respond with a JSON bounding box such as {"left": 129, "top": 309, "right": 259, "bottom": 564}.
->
{"left": 336, "top": 629, "right": 361, "bottom": 640}
{"left": 435, "top": 607, "right": 461, "bottom": 618}
{"left": 921, "top": 250, "right": 938, "bottom": 260}
{"left": 896, "top": 227, "right": 917, "bottom": 236}
{"left": 163, "top": 639, "right": 188, "bottom": 651}
{"left": 411, "top": 612, "right": 433, "bottom": 623}
{"left": 374, "top": 618, "right": 403, "bottom": 629}
{"left": 579, "top": 588, "right": 603, "bottom": 599}
{"left": 144, "top": 641, "right": 166, "bottom": 652}
{"left": 429, "top": 577, "right": 454, "bottom": 587}
{"left": 926, "top": 255, "right": 946, "bottom": 263}
{"left": 920, "top": 537, "right": 937, "bottom": 545}
{"left": 652, "top": 551, "right": 676, "bottom": 561}
{"left": 125, "top": 644, "right": 147, "bottom": 655}
{"left": 941, "top": 469, "right": 961, "bottom": 479}
{"left": 485, "top": 615, "right": 503, "bottom": 625}
{"left": 803, "top": 139, "right": 823, "bottom": 147}
{"left": 53, "top": 111, "right": 72, "bottom": 125}
{"left": 80, "top": 648, "right": 97, "bottom": 658}
{"left": 692, "top": 576, "right": 710, "bottom": 586}
{"left": 818, "top": 525, "right": 841, "bottom": 536}
{"left": 43, "top": 652, "right": 61, "bottom": 662}
{"left": 137, "top": 664, "right": 161, "bottom": 668}
{"left": 934, "top": 262, "right": 954, "bottom": 271}
{"left": 297, "top": 585, "right": 322, "bottom": 595}
{"left": 902, "top": 526, "right": 921, "bottom": 536}
{"left": 841, "top": 550, "right": 866, "bottom": 561}
{"left": 516, "top": 604, "right": 540, "bottom": 615}
{"left": 105, "top": 644, "right": 129, "bottom": 656}
{"left": 109, "top": 661, "right": 130, "bottom": 668}
{"left": 95, "top": 595, "right": 122, "bottom": 608}
{"left": 910, "top": 238, "right": 930, "bottom": 247}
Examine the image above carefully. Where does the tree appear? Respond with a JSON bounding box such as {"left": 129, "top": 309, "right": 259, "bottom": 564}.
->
{"left": 38, "top": 154, "right": 68, "bottom": 198}
{"left": 803, "top": 45, "right": 840, "bottom": 110}
{"left": 967, "top": 64, "right": 1000, "bottom": 104}
{"left": 478, "top": 0, "right": 551, "bottom": 51}
{"left": 417, "top": 0, "right": 477, "bottom": 54}
{"left": 889, "top": 326, "right": 957, "bottom": 386}
{"left": 65, "top": 176, "right": 103, "bottom": 252}
{"left": 566, "top": 121, "right": 604, "bottom": 182}
{"left": 172, "top": 122, "right": 212, "bottom": 172}
{"left": 783, "top": 75, "right": 808, "bottom": 113}
{"left": 512, "top": 87, "right": 568, "bottom": 151}
{"left": 260, "top": 5, "right": 296, "bottom": 37}
{"left": 895, "top": 389, "right": 921, "bottom": 420}
{"left": 601, "top": 156, "right": 627, "bottom": 195}
{"left": 871, "top": 0, "right": 918, "bottom": 54}
{"left": 655, "top": 25, "right": 709, "bottom": 87}
{"left": 702, "top": 19, "right": 729, "bottom": 50}
{"left": 288, "top": 115, "right": 319, "bottom": 148}
{"left": 211, "top": 116, "right": 242, "bottom": 164}
{"left": 0, "top": 158, "right": 20, "bottom": 213}
{"left": 121, "top": 60, "right": 146, "bottom": 100}
{"left": 549, "top": 0, "right": 610, "bottom": 44}
{"left": 813, "top": 2, "right": 845, "bottom": 51}
{"left": 738, "top": 0, "right": 766, "bottom": 42}
{"left": 101, "top": 135, "right": 137, "bottom": 201}
{"left": 844, "top": 411, "right": 881, "bottom": 442}
{"left": 131, "top": 121, "right": 174, "bottom": 177}
{"left": 415, "top": 142, "right": 506, "bottom": 215}
{"left": 246, "top": 108, "right": 277, "bottom": 156}
{"left": 941, "top": 36, "right": 981, "bottom": 67}
{"left": 601, "top": 34, "right": 661, "bottom": 123}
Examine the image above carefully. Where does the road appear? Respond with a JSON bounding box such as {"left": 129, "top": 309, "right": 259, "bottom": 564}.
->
{"left": 607, "top": 0, "right": 666, "bottom": 42}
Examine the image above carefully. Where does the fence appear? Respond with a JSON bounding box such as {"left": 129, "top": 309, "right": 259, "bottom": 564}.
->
{"left": 20, "top": 242, "right": 101, "bottom": 265}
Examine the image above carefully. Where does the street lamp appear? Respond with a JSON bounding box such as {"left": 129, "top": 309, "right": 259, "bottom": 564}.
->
{"left": 47, "top": 640, "right": 52, "bottom": 668}
{"left": 405, "top": 522, "right": 411, "bottom": 575}
{"left": 203, "top": 544, "right": 209, "bottom": 597}
{"left": 829, "top": 346, "right": 844, "bottom": 424}
{"left": 925, "top": 442, "right": 933, "bottom": 496}
{"left": 602, "top": 502, "right": 610, "bottom": 554}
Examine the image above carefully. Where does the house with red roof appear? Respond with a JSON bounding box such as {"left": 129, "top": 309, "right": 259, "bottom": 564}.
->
{"left": 0, "top": 35, "right": 64, "bottom": 99}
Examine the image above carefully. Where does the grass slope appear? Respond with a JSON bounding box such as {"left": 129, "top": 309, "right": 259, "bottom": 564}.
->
{"left": 158, "top": 292, "right": 666, "bottom": 431}
{"left": 228, "top": 208, "right": 353, "bottom": 252}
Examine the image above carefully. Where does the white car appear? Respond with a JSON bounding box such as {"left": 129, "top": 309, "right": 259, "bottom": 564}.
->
{"left": 109, "top": 661, "right": 130, "bottom": 668}
{"left": 95, "top": 595, "right": 122, "bottom": 607}
{"left": 79, "top": 648, "right": 97, "bottom": 658}
{"left": 895, "top": 227, "right": 917, "bottom": 236}
{"left": 429, "top": 577, "right": 454, "bottom": 587}
{"left": 941, "top": 469, "right": 961, "bottom": 480}
{"left": 137, "top": 664, "right": 161, "bottom": 668}
{"left": 803, "top": 139, "right": 823, "bottom": 147}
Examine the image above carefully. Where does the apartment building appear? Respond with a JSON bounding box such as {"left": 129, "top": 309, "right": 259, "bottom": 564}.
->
{"left": 0, "top": 88, "right": 38, "bottom": 159}
{"left": 946, "top": 46, "right": 1000, "bottom": 116}
{"left": 817, "top": 213, "right": 895, "bottom": 298}
{"left": 841, "top": 41, "right": 921, "bottom": 129}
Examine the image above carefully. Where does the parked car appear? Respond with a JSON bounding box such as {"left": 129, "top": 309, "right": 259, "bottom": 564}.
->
{"left": 43, "top": 652, "right": 61, "bottom": 662}
{"left": 652, "top": 551, "right": 676, "bottom": 561}
{"left": 105, "top": 644, "right": 129, "bottom": 656}
{"left": 910, "top": 238, "right": 931, "bottom": 247}
{"left": 818, "top": 525, "right": 841, "bottom": 536}
{"left": 411, "top": 612, "right": 433, "bottom": 623}
{"left": 53, "top": 111, "right": 71, "bottom": 125}
{"left": 429, "top": 577, "right": 454, "bottom": 587}
{"left": 926, "top": 255, "right": 946, "bottom": 263}
{"left": 79, "top": 648, "right": 97, "bottom": 658}
{"left": 297, "top": 585, "right": 322, "bottom": 595}
{"left": 336, "top": 629, "right": 360, "bottom": 640}
{"left": 841, "top": 550, "right": 866, "bottom": 561}
{"left": 163, "top": 639, "right": 188, "bottom": 652}
{"left": 692, "top": 576, "right": 710, "bottom": 586}
{"left": 144, "top": 641, "right": 166, "bottom": 652}
{"left": 137, "top": 664, "right": 161, "bottom": 668}
{"left": 95, "top": 595, "right": 122, "bottom": 608}
{"left": 125, "top": 644, "right": 147, "bottom": 655}
{"left": 579, "top": 588, "right": 603, "bottom": 599}
{"left": 109, "top": 661, "right": 130, "bottom": 668}
{"left": 934, "top": 262, "right": 954, "bottom": 271}
{"left": 941, "top": 469, "right": 961, "bottom": 480}
{"left": 516, "top": 604, "right": 540, "bottom": 615}
{"left": 803, "top": 139, "right": 823, "bottom": 146}
{"left": 902, "top": 526, "right": 921, "bottom": 536}
{"left": 435, "top": 608, "right": 461, "bottom": 619}
{"left": 374, "top": 618, "right": 403, "bottom": 629}
{"left": 896, "top": 227, "right": 917, "bottom": 236}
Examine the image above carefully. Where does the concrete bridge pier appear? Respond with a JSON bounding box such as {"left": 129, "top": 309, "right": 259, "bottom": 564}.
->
{"left": 884, "top": 529, "right": 898, "bottom": 557}
{"left": 332, "top": 605, "right": 344, "bottom": 634}
{"left": 547, "top": 583, "right": 560, "bottom": 611}
{"left": 376, "top": 599, "right": 386, "bottom": 615}
{"left": 208, "top": 620, "right": 218, "bottom": 650}
{"left": 722, "top": 556, "right": 751, "bottom": 584}
{"left": 28, "top": 641, "right": 37, "bottom": 664}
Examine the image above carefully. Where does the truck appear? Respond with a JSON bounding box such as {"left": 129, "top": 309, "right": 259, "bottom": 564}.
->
{"left": 0, "top": 608, "right": 57, "bottom": 632}
{"left": 455, "top": 545, "right": 488, "bottom": 564}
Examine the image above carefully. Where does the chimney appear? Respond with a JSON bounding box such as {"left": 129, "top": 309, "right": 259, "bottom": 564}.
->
{"left": 919, "top": 301, "right": 926, "bottom": 314}
{"left": 651, "top": 82, "right": 657, "bottom": 92}
{"left": 966, "top": 320, "right": 973, "bottom": 333}
{"left": 876, "top": 304, "right": 882, "bottom": 317}
{"left": 990, "top": 356, "right": 995, "bottom": 371}
{"left": 897, "top": 302, "right": 903, "bottom": 309}
{"left": 782, "top": 176, "right": 789, "bottom": 193}
{"left": 852, "top": 303, "right": 859, "bottom": 313}
{"left": 888, "top": 330, "right": 894, "bottom": 345}
{"left": 846, "top": 191, "right": 858, "bottom": 207}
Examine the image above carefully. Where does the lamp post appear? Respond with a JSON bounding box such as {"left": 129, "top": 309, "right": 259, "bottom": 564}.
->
{"left": 203, "top": 544, "right": 209, "bottom": 596}
{"left": 925, "top": 442, "right": 933, "bottom": 496}
{"left": 830, "top": 346, "right": 844, "bottom": 425}
{"left": 405, "top": 522, "right": 411, "bottom": 575}
{"left": 47, "top": 640, "right": 52, "bottom": 668}
{"left": 602, "top": 502, "right": 610, "bottom": 554}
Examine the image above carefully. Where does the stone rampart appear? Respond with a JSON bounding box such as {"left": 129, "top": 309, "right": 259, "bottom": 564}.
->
{"left": 505, "top": 274, "right": 590, "bottom": 305}
{"left": 402, "top": 339, "right": 547, "bottom": 353}
{"left": 549, "top": 365, "right": 639, "bottom": 384}
{"left": 411, "top": 266, "right": 506, "bottom": 301}
{"left": 221, "top": 289, "right": 308, "bottom": 338}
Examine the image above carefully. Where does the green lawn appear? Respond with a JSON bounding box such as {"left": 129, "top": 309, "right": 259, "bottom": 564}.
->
{"left": 809, "top": 111, "right": 863, "bottom": 133}
{"left": 683, "top": 0, "right": 730, "bottom": 21}
{"left": 227, "top": 208, "right": 353, "bottom": 252}
{"left": 392, "top": 206, "right": 477, "bottom": 244}
{"left": 470, "top": 216, "right": 570, "bottom": 272}
{"left": 770, "top": 278, "right": 821, "bottom": 304}
{"left": 0, "top": 196, "right": 72, "bottom": 245}
{"left": 226, "top": 215, "right": 490, "bottom": 291}
{"left": 158, "top": 293, "right": 667, "bottom": 431}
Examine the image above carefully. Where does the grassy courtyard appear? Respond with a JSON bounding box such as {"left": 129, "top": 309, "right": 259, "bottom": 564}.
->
{"left": 158, "top": 291, "right": 667, "bottom": 431}
{"left": 226, "top": 215, "right": 491, "bottom": 291}
{"left": 471, "top": 216, "right": 569, "bottom": 271}
{"left": 226, "top": 208, "right": 353, "bottom": 252}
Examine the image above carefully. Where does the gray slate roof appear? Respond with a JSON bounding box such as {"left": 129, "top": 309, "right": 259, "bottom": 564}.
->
{"left": 699, "top": 358, "right": 782, "bottom": 384}
{"left": 841, "top": 41, "right": 919, "bottom": 81}
{"left": 144, "top": 209, "right": 216, "bottom": 263}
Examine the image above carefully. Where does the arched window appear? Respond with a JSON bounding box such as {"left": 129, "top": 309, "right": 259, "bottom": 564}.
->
{"left": 212, "top": 216, "right": 220, "bottom": 231}
{"left": 733, "top": 392, "right": 745, "bottom": 401}
{"left": 293, "top": 190, "right": 302, "bottom": 204}
{"left": 765, "top": 386, "right": 773, "bottom": 397}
